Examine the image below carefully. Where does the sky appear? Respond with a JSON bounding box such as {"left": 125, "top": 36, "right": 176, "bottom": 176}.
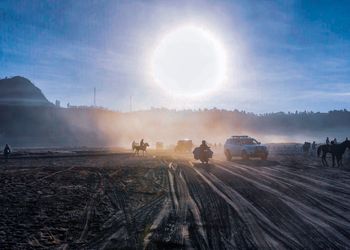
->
{"left": 1, "top": 0, "right": 350, "bottom": 113}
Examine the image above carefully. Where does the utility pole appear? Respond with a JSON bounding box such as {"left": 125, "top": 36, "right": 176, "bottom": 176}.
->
{"left": 93, "top": 87, "right": 96, "bottom": 106}
{"left": 130, "top": 95, "right": 132, "bottom": 112}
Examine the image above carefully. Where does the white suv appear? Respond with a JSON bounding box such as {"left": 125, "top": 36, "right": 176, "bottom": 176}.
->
{"left": 224, "top": 136, "right": 268, "bottom": 160}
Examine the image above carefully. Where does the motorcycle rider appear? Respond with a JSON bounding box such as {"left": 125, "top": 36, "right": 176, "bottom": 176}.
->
{"left": 199, "top": 140, "right": 210, "bottom": 163}
{"left": 200, "top": 140, "right": 210, "bottom": 151}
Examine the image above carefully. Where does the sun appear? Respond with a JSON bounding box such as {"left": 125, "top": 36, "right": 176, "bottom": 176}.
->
{"left": 152, "top": 25, "right": 227, "bottom": 97}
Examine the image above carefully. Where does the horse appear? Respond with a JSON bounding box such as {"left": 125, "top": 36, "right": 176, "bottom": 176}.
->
{"left": 317, "top": 144, "right": 331, "bottom": 166}
{"left": 317, "top": 140, "right": 350, "bottom": 167}
{"left": 132, "top": 142, "right": 149, "bottom": 156}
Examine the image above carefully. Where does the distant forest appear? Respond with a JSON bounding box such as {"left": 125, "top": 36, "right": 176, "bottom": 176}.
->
{"left": 1, "top": 76, "right": 349, "bottom": 147}
{"left": 1, "top": 105, "right": 349, "bottom": 147}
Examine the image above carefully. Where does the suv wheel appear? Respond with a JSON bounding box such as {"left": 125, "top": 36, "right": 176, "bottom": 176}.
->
{"left": 225, "top": 150, "right": 232, "bottom": 161}
{"left": 241, "top": 151, "right": 249, "bottom": 160}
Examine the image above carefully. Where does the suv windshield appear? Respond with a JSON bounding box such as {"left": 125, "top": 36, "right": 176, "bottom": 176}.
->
{"left": 241, "top": 139, "right": 258, "bottom": 145}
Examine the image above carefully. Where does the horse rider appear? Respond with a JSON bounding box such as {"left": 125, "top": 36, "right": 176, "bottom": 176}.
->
{"left": 3, "top": 144, "right": 11, "bottom": 159}
{"left": 140, "top": 139, "right": 144, "bottom": 147}
{"left": 326, "top": 137, "right": 330, "bottom": 145}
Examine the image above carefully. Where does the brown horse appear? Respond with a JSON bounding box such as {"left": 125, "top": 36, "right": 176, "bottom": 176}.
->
{"left": 317, "top": 140, "right": 350, "bottom": 167}
{"left": 132, "top": 142, "right": 149, "bottom": 156}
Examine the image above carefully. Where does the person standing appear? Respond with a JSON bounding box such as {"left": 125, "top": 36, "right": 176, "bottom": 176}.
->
{"left": 326, "top": 137, "right": 330, "bottom": 145}
{"left": 3, "top": 144, "right": 11, "bottom": 159}
{"left": 312, "top": 141, "right": 316, "bottom": 156}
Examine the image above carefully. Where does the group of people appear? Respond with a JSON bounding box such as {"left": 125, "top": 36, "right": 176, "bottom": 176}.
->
{"left": 308, "top": 137, "right": 348, "bottom": 153}
{"left": 326, "top": 137, "right": 349, "bottom": 146}
{"left": 326, "top": 137, "right": 338, "bottom": 145}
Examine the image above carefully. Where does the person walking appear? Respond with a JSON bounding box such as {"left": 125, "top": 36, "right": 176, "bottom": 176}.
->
{"left": 3, "top": 144, "right": 11, "bottom": 159}
{"left": 312, "top": 141, "right": 316, "bottom": 156}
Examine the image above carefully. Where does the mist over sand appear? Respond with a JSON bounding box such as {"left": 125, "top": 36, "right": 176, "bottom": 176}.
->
{"left": 59, "top": 108, "right": 350, "bottom": 148}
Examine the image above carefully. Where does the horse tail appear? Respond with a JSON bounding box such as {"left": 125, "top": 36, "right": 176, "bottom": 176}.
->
{"left": 317, "top": 146, "right": 322, "bottom": 157}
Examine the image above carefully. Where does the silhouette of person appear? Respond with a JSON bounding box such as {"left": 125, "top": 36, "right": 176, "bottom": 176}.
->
{"left": 333, "top": 138, "right": 337, "bottom": 144}
{"left": 326, "top": 137, "right": 330, "bottom": 145}
{"left": 200, "top": 140, "right": 210, "bottom": 151}
{"left": 312, "top": 141, "right": 316, "bottom": 150}
{"left": 3, "top": 144, "right": 11, "bottom": 159}
{"left": 140, "top": 139, "right": 144, "bottom": 147}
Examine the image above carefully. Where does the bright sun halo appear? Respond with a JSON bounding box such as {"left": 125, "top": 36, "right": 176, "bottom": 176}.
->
{"left": 152, "top": 25, "right": 226, "bottom": 97}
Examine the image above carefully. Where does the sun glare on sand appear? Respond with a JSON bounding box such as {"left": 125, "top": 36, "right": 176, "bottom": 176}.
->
{"left": 152, "top": 25, "right": 227, "bottom": 97}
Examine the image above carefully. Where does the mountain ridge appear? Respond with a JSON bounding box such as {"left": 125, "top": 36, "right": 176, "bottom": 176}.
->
{"left": 0, "top": 76, "right": 52, "bottom": 106}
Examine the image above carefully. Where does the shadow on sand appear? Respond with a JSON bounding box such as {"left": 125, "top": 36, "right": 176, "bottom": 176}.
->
{"left": 231, "top": 159, "right": 279, "bottom": 167}
{"left": 192, "top": 162, "right": 214, "bottom": 172}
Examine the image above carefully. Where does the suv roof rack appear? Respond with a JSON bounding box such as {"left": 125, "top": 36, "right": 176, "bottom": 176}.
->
{"left": 231, "top": 135, "right": 249, "bottom": 138}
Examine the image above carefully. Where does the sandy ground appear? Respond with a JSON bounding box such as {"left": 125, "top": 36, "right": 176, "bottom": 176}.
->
{"left": 0, "top": 147, "right": 350, "bottom": 249}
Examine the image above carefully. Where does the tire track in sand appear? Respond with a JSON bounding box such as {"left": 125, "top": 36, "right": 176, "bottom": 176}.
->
{"left": 144, "top": 161, "right": 208, "bottom": 249}
{"left": 211, "top": 161, "right": 350, "bottom": 247}
{"left": 189, "top": 161, "right": 302, "bottom": 249}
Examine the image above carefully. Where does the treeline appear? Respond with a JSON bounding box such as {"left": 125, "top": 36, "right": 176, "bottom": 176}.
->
{"left": 0, "top": 105, "right": 349, "bottom": 147}
{"left": 142, "top": 108, "right": 350, "bottom": 132}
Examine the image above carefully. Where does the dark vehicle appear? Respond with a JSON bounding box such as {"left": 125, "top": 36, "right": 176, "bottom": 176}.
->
{"left": 175, "top": 139, "right": 193, "bottom": 153}
{"left": 193, "top": 147, "right": 213, "bottom": 164}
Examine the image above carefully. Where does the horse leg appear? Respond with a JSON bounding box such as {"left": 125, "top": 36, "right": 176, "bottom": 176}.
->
{"left": 332, "top": 154, "right": 335, "bottom": 167}
{"left": 322, "top": 153, "right": 327, "bottom": 166}
{"left": 338, "top": 155, "right": 342, "bottom": 167}
{"left": 341, "top": 155, "right": 344, "bottom": 167}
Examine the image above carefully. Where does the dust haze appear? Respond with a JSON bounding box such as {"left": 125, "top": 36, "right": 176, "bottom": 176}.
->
{"left": 57, "top": 108, "right": 350, "bottom": 147}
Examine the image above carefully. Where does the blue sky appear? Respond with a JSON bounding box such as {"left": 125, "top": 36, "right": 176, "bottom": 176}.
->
{"left": 1, "top": 0, "right": 350, "bottom": 113}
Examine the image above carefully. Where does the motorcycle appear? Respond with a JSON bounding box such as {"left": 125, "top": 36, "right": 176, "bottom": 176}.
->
{"left": 193, "top": 147, "right": 213, "bottom": 164}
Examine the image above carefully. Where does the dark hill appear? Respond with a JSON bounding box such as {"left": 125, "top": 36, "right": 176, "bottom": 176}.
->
{"left": 0, "top": 76, "right": 51, "bottom": 106}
